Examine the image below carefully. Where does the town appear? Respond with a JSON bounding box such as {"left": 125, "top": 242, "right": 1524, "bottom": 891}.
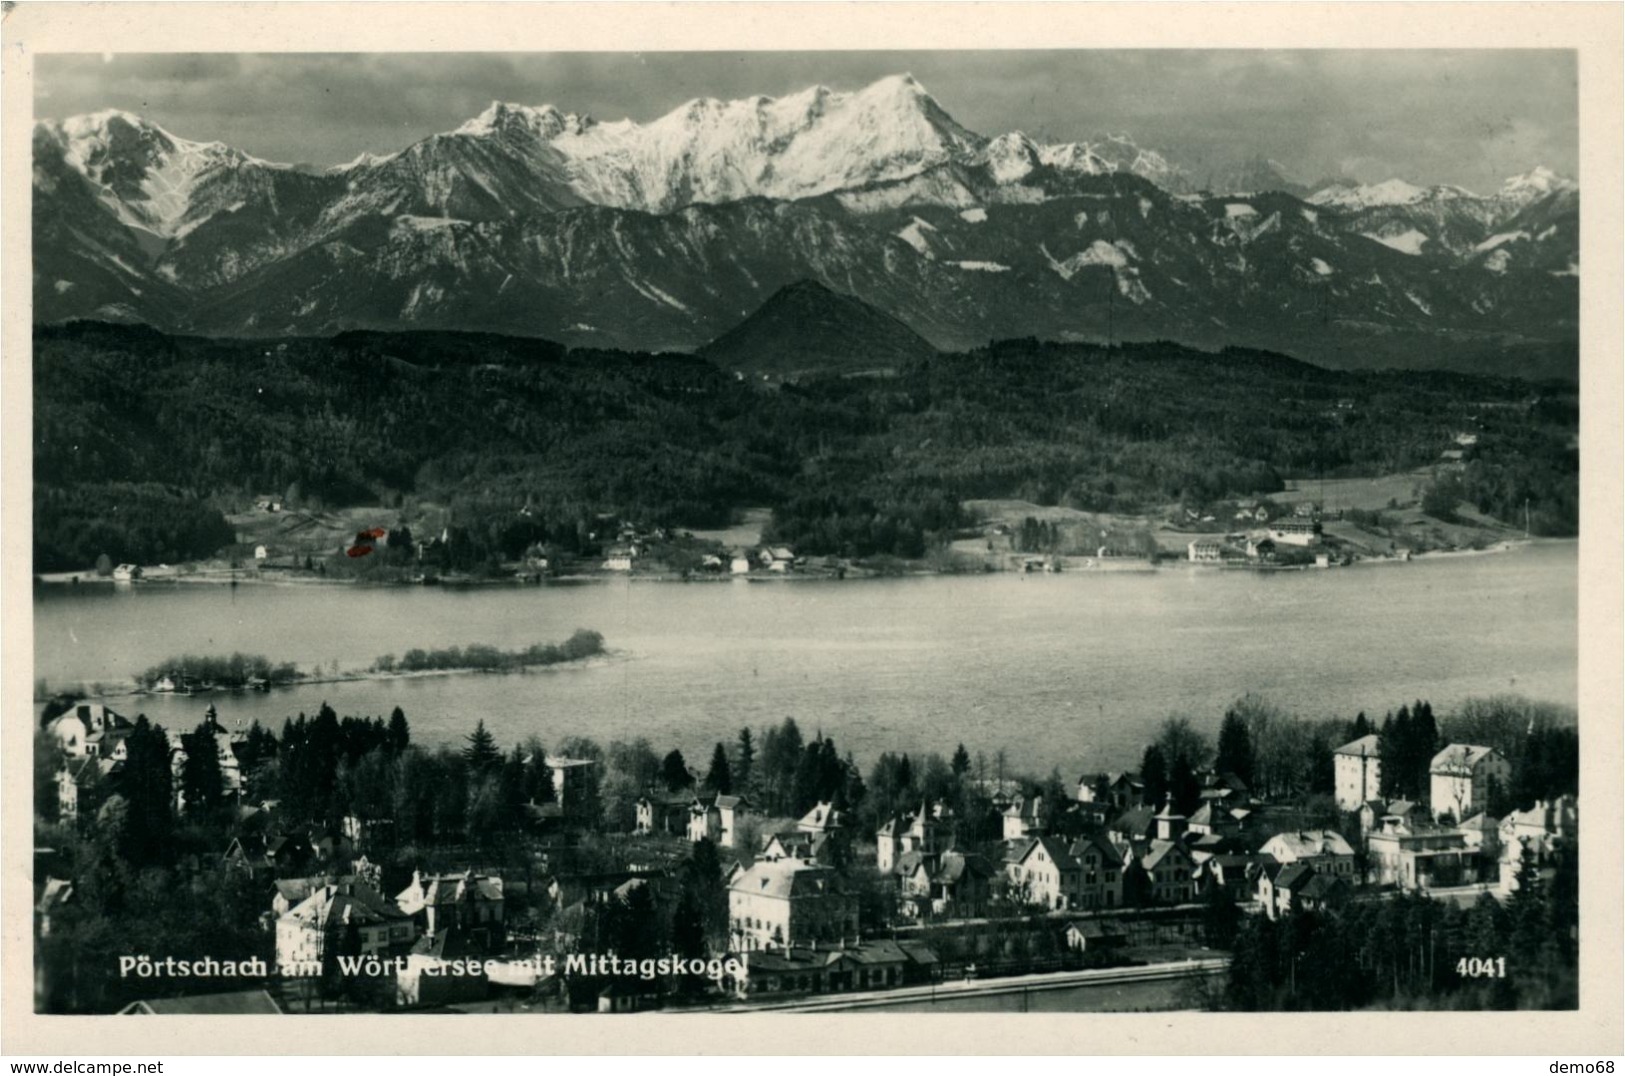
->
{"left": 34, "top": 692, "right": 1577, "bottom": 1014}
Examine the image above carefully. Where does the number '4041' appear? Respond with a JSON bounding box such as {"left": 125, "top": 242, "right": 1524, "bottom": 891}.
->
{"left": 1457, "top": 956, "right": 1508, "bottom": 978}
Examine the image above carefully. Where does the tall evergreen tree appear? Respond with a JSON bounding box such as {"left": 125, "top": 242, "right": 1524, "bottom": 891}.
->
{"left": 734, "top": 727, "right": 755, "bottom": 791}
{"left": 1216, "top": 708, "right": 1255, "bottom": 787}
{"left": 951, "top": 743, "right": 971, "bottom": 777}
{"left": 387, "top": 707, "right": 410, "bottom": 754}
{"left": 1141, "top": 743, "right": 1170, "bottom": 810}
{"left": 1349, "top": 711, "right": 1370, "bottom": 740}
{"left": 705, "top": 743, "right": 732, "bottom": 794}
{"left": 463, "top": 719, "right": 501, "bottom": 775}
{"left": 179, "top": 720, "right": 225, "bottom": 820}
{"left": 118, "top": 716, "right": 173, "bottom": 867}
{"left": 662, "top": 748, "right": 692, "bottom": 792}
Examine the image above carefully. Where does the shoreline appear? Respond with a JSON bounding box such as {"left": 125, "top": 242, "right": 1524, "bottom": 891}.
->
{"left": 32, "top": 535, "right": 1568, "bottom": 592}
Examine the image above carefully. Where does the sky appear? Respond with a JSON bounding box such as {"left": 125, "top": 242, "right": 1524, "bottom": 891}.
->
{"left": 36, "top": 51, "right": 1577, "bottom": 192}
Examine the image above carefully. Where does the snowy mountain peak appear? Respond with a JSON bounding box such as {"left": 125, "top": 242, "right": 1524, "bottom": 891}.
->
{"left": 980, "top": 131, "right": 1044, "bottom": 183}
{"left": 1499, "top": 166, "right": 1576, "bottom": 208}
{"left": 457, "top": 101, "right": 593, "bottom": 140}
{"left": 1308, "top": 177, "right": 1430, "bottom": 210}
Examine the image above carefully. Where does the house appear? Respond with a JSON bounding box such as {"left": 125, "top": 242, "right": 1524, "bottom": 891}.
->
{"left": 1187, "top": 539, "right": 1224, "bottom": 563}
{"left": 877, "top": 802, "right": 948, "bottom": 873}
{"left": 758, "top": 546, "right": 796, "bottom": 572}
{"left": 1258, "top": 830, "right": 1358, "bottom": 879}
{"left": 1295, "top": 871, "right": 1349, "bottom": 914}
{"left": 254, "top": 545, "right": 269, "bottom": 561}
{"left": 168, "top": 705, "right": 244, "bottom": 814}
{"left": 1002, "top": 793, "right": 1046, "bottom": 841}
{"left": 1194, "top": 852, "right": 1259, "bottom": 900}
{"left": 761, "top": 830, "right": 828, "bottom": 864}
{"left": 1068, "top": 834, "right": 1127, "bottom": 910}
{"left": 275, "top": 877, "right": 412, "bottom": 976}
{"left": 1005, "top": 835, "right": 1081, "bottom": 911}
{"left": 1365, "top": 816, "right": 1479, "bottom": 891}
{"left": 1429, "top": 744, "right": 1511, "bottom": 822}
{"left": 47, "top": 703, "right": 131, "bottom": 759}
{"left": 543, "top": 755, "right": 595, "bottom": 819}
{"left": 1075, "top": 773, "right": 1108, "bottom": 803}
{"left": 1187, "top": 802, "right": 1240, "bottom": 838}
{"left": 686, "top": 793, "right": 756, "bottom": 848}
{"left": 602, "top": 546, "right": 635, "bottom": 571}
{"left": 1333, "top": 734, "right": 1383, "bottom": 811}
{"left": 1063, "top": 918, "right": 1128, "bottom": 953}
{"left": 636, "top": 790, "right": 693, "bottom": 837}
{"left": 1497, "top": 796, "right": 1577, "bottom": 891}
{"left": 56, "top": 755, "right": 121, "bottom": 823}
{"left": 1106, "top": 773, "right": 1146, "bottom": 811}
{"left": 1246, "top": 536, "right": 1277, "bottom": 560}
{"left": 1108, "top": 806, "right": 1157, "bottom": 846}
{"left": 396, "top": 925, "right": 490, "bottom": 1008}
{"left": 727, "top": 859, "right": 858, "bottom": 952}
{"left": 1261, "top": 862, "right": 1320, "bottom": 918}
{"left": 1137, "top": 840, "right": 1198, "bottom": 905}
{"left": 1267, "top": 520, "right": 1321, "bottom": 546}
{"left": 395, "top": 869, "right": 505, "bottom": 948}
{"left": 922, "top": 850, "right": 995, "bottom": 919}
{"left": 795, "top": 800, "right": 847, "bottom": 860}
{"left": 730, "top": 551, "right": 753, "bottom": 575}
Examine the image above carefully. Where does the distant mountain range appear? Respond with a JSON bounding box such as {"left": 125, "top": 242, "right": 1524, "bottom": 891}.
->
{"left": 32, "top": 74, "right": 1579, "bottom": 379}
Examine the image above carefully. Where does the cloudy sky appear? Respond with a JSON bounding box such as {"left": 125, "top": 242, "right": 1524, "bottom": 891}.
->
{"left": 37, "top": 51, "right": 1576, "bottom": 192}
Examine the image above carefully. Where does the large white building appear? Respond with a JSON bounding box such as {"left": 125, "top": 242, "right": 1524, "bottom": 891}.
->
{"left": 727, "top": 859, "right": 857, "bottom": 952}
{"left": 1429, "top": 744, "right": 1511, "bottom": 822}
{"left": 1333, "top": 734, "right": 1383, "bottom": 811}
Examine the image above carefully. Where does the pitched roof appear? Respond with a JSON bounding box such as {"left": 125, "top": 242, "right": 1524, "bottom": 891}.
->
{"left": 729, "top": 858, "right": 842, "bottom": 901}
{"left": 1431, "top": 744, "right": 1499, "bottom": 775}
{"left": 1298, "top": 873, "right": 1347, "bottom": 900}
{"left": 1261, "top": 830, "right": 1355, "bottom": 860}
{"left": 1111, "top": 807, "right": 1156, "bottom": 838}
{"left": 797, "top": 801, "right": 842, "bottom": 832}
{"left": 1274, "top": 862, "right": 1316, "bottom": 892}
{"left": 1069, "top": 833, "right": 1124, "bottom": 864}
{"left": 121, "top": 990, "right": 283, "bottom": 1015}
{"left": 934, "top": 851, "right": 994, "bottom": 884}
{"left": 1142, "top": 839, "right": 1193, "bottom": 871}
{"left": 1015, "top": 835, "right": 1079, "bottom": 871}
{"left": 1335, "top": 734, "right": 1381, "bottom": 758}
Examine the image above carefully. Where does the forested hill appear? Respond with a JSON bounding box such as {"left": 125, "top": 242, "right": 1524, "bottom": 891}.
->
{"left": 32, "top": 321, "right": 1577, "bottom": 571}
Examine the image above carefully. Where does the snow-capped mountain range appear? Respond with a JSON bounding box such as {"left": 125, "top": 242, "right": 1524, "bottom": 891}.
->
{"left": 32, "top": 74, "right": 1578, "bottom": 376}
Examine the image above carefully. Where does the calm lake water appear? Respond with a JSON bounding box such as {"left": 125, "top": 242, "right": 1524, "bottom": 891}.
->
{"left": 33, "top": 543, "right": 1577, "bottom": 773}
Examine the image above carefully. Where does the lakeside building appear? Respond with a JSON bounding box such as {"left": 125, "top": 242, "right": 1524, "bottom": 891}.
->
{"left": 395, "top": 869, "right": 505, "bottom": 950}
{"left": 1333, "top": 734, "right": 1383, "bottom": 811}
{"left": 1429, "top": 744, "right": 1511, "bottom": 822}
{"left": 47, "top": 703, "right": 131, "bottom": 759}
{"left": 168, "top": 705, "right": 244, "bottom": 814}
{"left": 275, "top": 877, "right": 413, "bottom": 976}
{"left": 728, "top": 858, "right": 858, "bottom": 952}
{"left": 1257, "top": 830, "right": 1358, "bottom": 878}
{"left": 1364, "top": 816, "right": 1481, "bottom": 891}
{"left": 687, "top": 793, "right": 756, "bottom": 848}
{"left": 634, "top": 790, "right": 692, "bottom": 837}
{"left": 1266, "top": 520, "right": 1322, "bottom": 546}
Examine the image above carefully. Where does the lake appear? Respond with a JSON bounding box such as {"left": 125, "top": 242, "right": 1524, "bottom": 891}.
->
{"left": 32, "top": 542, "right": 1577, "bottom": 774}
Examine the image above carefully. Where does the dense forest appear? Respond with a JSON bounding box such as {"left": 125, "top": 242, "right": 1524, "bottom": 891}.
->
{"left": 33, "top": 322, "right": 1578, "bottom": 571}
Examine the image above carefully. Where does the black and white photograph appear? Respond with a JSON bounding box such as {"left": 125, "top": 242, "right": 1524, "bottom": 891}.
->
{"left": 6, "top": 2, "right": 1621, "bottom": 1058}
